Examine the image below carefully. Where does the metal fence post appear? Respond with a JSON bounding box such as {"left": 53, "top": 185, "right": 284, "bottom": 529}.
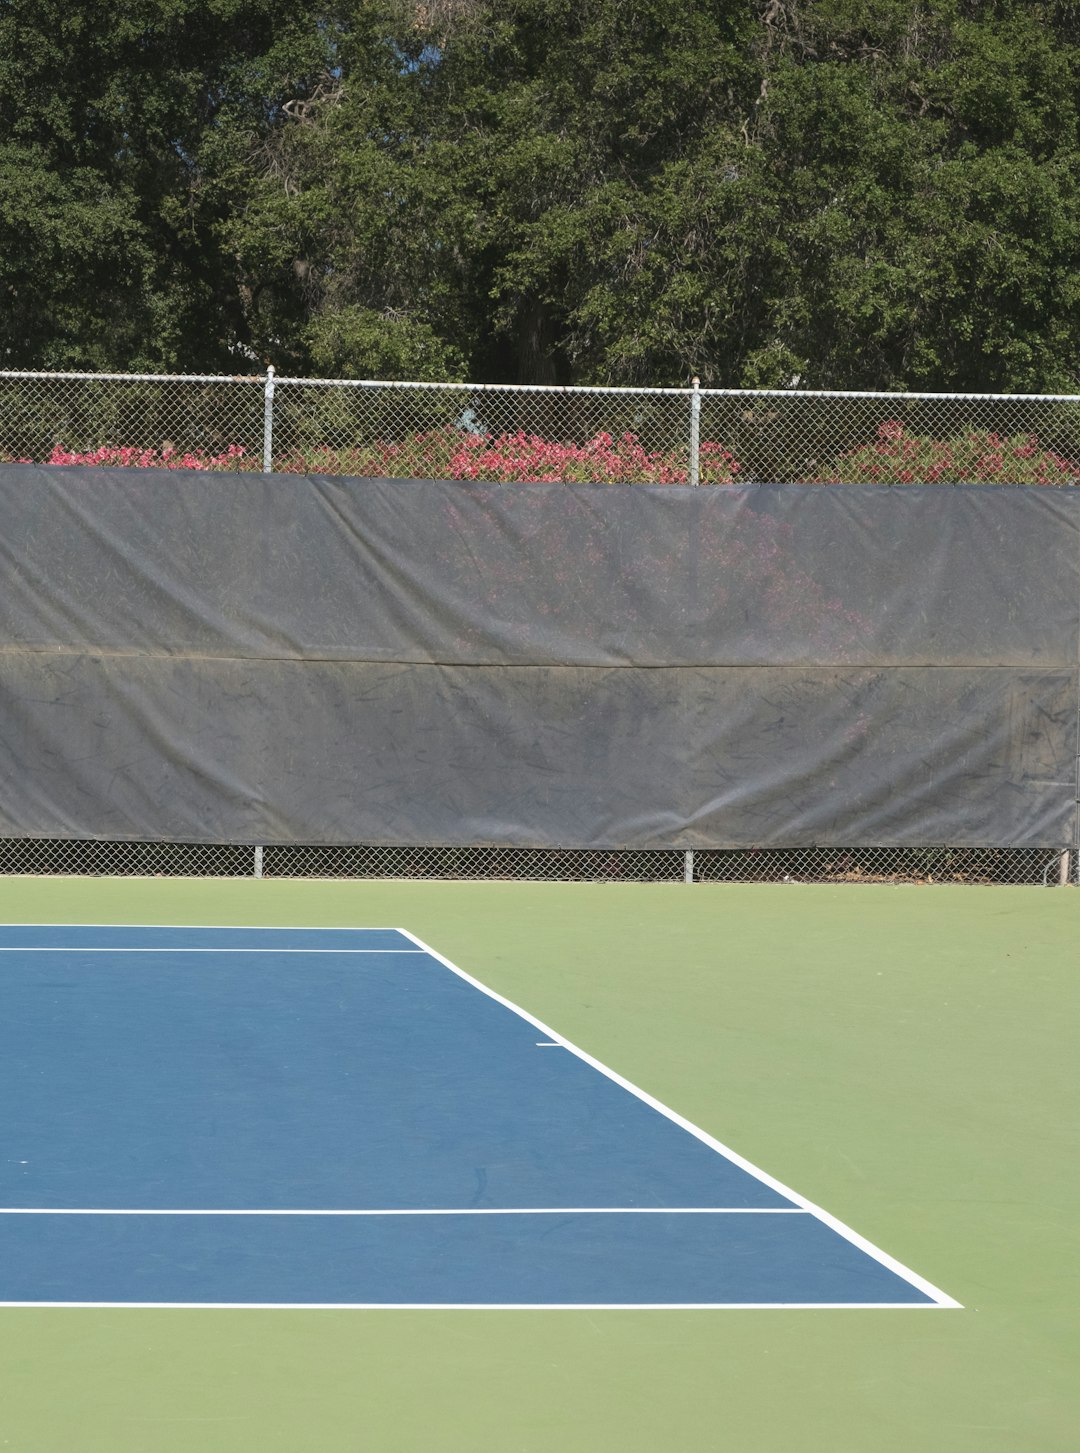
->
{"left": 683, "top": 849, "right": 694, "bottom": 883}
{"left": 689, "top": 375, "right": 701, "bottom": 486}
{"left": 254, "top": 845, "right": 264, "bottom": 879}
{"left": 262, "top": 366, "right": 275, "bottom": 473}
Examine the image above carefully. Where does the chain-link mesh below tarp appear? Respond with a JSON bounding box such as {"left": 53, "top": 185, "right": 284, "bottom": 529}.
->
{"left": 0, "top": 840, "right": 1073, "bottom": 885}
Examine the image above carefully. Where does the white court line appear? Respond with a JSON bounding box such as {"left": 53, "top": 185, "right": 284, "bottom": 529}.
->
{"left": 0, "top": 1301, "right": 945, "bottom": 1311}
{"left": 0, "top": 923, "right": 409, "bottom": 932}
{"left": 0, "top": 947, "right": 423, "bottom": 954}
{"left": 0, "top": 1207, "right": 808, "bottom": 1217}
{"left": 396, "top": 927, "right": 962, "bottom": 1310}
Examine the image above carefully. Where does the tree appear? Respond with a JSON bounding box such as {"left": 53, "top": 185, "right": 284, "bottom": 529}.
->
{"left": 222, "top": 0, "right": 1080, "bottom": 388}
{"left": 0, "top": 0, "right": 318, "bottom": 370}
{"left": 3, "top": 1, "right": 1079, "bottom": 389}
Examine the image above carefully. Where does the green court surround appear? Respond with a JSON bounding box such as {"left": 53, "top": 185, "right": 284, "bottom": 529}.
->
{"left": 1, "top": 878, "right": 1076, "bottom": 1451}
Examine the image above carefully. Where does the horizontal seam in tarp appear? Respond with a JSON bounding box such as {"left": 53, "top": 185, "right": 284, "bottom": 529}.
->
{"left": 0, "top": 647, "right": 1076, "bottom": 670}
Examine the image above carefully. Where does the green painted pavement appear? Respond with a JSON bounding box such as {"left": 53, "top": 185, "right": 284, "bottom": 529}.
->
{"left": 0, "top": 879, "right": 1076, "bottom": 1451}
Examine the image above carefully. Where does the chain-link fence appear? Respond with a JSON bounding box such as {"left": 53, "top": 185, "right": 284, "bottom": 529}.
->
{"left": 0, "top": 371, "right": 265, "bottom": 471}
{"left": 1, "top": 370, "right": 1078, "bottom": 485}
{"left": 0, "top": 841, "right": 1074, "bottom": 886}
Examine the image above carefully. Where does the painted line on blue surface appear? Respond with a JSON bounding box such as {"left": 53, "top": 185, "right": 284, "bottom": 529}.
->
{"left": 0, "top": 947, "right": 423, "bottom": 954}
{"left": 0, "top": 1207, "right": 809, "bottom": 1216}
{"left": 0, "top": 924, "right": 409, "bottom": 933}
{"left": 396, "top": 927, "right": 962, "bottom": 1311}
{"left": 0, "top": 1301, "right": 951, "bottom": 1310}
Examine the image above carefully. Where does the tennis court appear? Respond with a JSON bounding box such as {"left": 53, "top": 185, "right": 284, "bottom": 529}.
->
{"left": 1, "top": 875, "right": 1076, "bottom": 1450}
{"left": 1, "top": 921, "right": 953, "bottom": 1310}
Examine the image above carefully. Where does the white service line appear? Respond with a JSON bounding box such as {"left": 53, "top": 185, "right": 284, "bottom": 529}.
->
{"left": 0, "top": 947, "right": 423, "bottom": 954}
{"left": 0, "top": 923, "right": 410, "bottom": 931}
{"left": 0, "top": 1206, "right": 809, "bottom": 1217}
{"left": 0, "top": 1301, "right": 950, "bottom": 1311}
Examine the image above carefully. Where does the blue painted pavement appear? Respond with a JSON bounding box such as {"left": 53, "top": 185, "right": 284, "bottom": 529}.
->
{"left": 0, "top": 925, "right": 944, "bottom": 1306}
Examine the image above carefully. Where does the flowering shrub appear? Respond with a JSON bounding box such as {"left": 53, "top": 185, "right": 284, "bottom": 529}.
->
{"left": 6, "top": 421, "right": 1077, "bottom": 485}
{"left": 279, "top": 427, "right": 741, "bottom": 484}
{"left": 34, "top": 443, "right": 253, "bottom": 470}
{"left": 4, "top": 429, "right": 742, "bottom": 482}
{"left": 810, "top": 421, "right": 1080, "bottom": 485}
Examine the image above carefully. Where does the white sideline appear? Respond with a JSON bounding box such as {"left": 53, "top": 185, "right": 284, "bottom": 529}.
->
{"left": 397, "top": 928, "right": 962, "bottom": 1310}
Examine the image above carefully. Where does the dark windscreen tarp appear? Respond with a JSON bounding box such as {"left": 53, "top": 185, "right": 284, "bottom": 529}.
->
{"left": 1, "top": 465, "right": 1076, "bottom": 847}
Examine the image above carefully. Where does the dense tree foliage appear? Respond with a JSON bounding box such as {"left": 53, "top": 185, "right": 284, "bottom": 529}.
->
{"left": 1, "top": 0, "right": 1078, "bottom": 387}
{"left": 0, "top": 1, "right": 321, "bottom": 368}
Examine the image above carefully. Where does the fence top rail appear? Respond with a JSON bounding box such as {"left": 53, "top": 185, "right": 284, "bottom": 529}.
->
{"left": 697, "top": 387, "right": 1080, "bottom": 405}
{"left": 0, "top": 370, "right": 264, "bottom": 385}
{"left": 267, "top": 377, "right": 1080, "bottom": 403}
{"left": 271, "top": 377, "right": 692, "bottom": 397}
{"left": 0, "top": 369, "right": 1078, "bottom": 405}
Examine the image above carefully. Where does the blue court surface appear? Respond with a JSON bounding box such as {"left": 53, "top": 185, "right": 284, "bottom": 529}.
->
{"left": 0, "top": 925, "right": 957, "bottom": 1308}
